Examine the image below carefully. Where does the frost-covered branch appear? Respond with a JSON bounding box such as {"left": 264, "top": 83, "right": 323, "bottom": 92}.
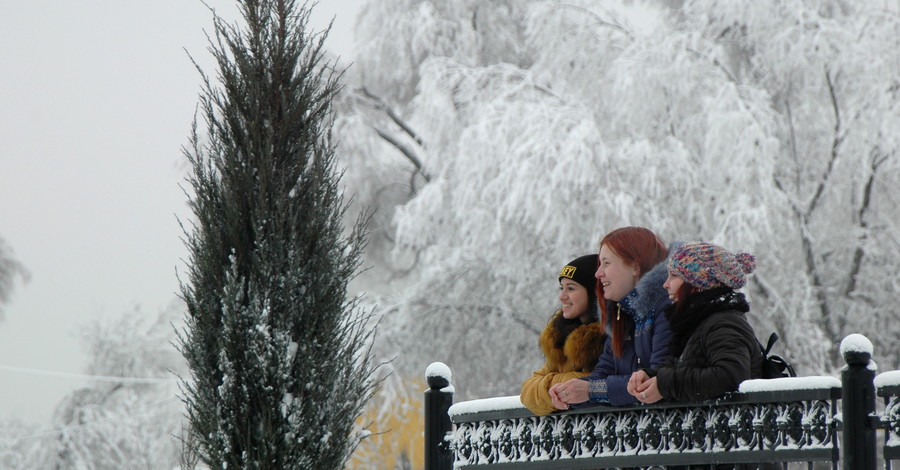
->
{"left": 807, "top": 67, "right": 844, "bottom": 216}
{"left": 845, "top": 148, "right": 889, "bottom": 298}
{"left": 0, "top": 238, "right": 29, "bottom": 317}
{"left": 686, "top": 47, "right": 739, "bottom": 84}
{"left": 372, "top": 127, "right": 431, "bottom": 189}
{"left": 353, "top": 87, "right": 432, "bottom": 190}
{"left": 559, "top": 3, "right": 634, "bottom": 42}
{"left": 357, "top": 87, "right": 425, "bottom": 148}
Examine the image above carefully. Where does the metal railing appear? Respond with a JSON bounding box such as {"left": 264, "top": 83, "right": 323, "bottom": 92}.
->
{"left": 424, "top": 333, "right": 900, "bottom": 470}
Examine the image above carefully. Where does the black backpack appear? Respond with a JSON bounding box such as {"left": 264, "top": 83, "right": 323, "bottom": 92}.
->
{"left": 758, "top": 332, "right": 797, "bottom": 379}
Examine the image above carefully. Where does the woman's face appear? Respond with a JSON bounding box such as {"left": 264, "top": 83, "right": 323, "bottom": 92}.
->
{"left": 596, "top": 244, "right": 638, "bottom": 302}
{"left": 559, "top": 278, "right": 590, "bottom": 322}
{"left": 663, "top": 274, "right": 684, "bottom": 302}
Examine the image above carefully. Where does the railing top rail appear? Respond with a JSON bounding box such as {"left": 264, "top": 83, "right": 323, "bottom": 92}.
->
{"left": 449, "top": 376, "right": 841, "bottom": 423}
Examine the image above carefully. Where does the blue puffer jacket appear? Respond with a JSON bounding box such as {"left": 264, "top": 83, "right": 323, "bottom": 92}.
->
{"left": 577, "top": 243, "right": 679, "bottom": 406}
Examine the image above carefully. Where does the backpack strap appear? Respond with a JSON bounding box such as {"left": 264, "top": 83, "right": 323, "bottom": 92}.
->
{"left": 763, "top": 332, "right": 779, "bottom": 356}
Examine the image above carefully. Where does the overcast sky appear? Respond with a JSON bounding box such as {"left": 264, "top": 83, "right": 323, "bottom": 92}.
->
{"left": 0, "top": 0, "right": 366, "bottom": 424}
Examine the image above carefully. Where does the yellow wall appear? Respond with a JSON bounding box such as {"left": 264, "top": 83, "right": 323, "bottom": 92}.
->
{"left": 348, "top": 377, "right": 425, "bottom": 470}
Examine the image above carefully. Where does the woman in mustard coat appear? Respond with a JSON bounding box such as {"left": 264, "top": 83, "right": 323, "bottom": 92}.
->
{"left": 520, "top": 254, "right": 606, "bottom": 415}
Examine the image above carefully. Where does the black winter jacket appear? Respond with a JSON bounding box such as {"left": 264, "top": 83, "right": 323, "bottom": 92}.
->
{"left": 654, "top": 287, "right": 764, "bottom": 402}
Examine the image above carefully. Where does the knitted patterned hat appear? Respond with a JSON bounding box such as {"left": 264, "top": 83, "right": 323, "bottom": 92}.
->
{"left": 559, "top": 254, "right": 598, "bottom": 294}
{"left": 667, "top": 242, "right": 756, "bottom": 290}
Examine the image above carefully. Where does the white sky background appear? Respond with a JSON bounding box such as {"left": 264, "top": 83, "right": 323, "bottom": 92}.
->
{"left": 0, "top": 0, "right": 367, "bottom": 424}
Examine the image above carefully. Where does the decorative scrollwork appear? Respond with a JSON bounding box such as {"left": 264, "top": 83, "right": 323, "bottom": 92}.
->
{"left": 617, "top": 411, "right": 640, "bottom": 454}
{"left": 557, "top": 415, "right": 576, "bottom": 457}
{"left": 683, "top": 408, "right": 708, "bottom": 452}
{"left": 598, "top": 413, "right": 617, "bottom": 454}
{"left": 882, "top": 394, "right": 900, "bottom": 451}
{"left": 757, "top": 404, "right": 780, "bottom": 449}
{"left": 709, "top": 407, "right": 731, "bottom": 451}
{"left": 780, "top": 402, "right": 806, "bottom": 446}
{"left": 448, "top": 396, "right": 839, "bottom": 468}
{"left": 662, "top": 409, "right": 686, "bottom": 452}
{"left": 637, "top": 409, "right": 663, "bottom": 452}
{"left": 515, "top": 418, "right": 534, "bottom": 459}
{"left": 536, "top": 416, "right": 556, "bottom": 460}
{"left": 496, "top": 420, "right": 514, "bottom": 463}
{"left": 475, "top": 421, "right": 494, "bottom": 464}
{"left": 802, "top": 401, "right": 833, "bottom": 448}
{"left": 731, "top": 405, "right": 756, "bottom": 450}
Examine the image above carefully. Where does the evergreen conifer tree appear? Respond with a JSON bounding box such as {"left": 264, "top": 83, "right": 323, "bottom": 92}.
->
{"left": 177, "top": 1, "right": 375, "bottom": 468}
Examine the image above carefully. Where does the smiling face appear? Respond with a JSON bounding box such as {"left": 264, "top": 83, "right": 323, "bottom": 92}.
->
{"left": 595, "top": 244, "right": 639, "bottom": 302}
{"left": 559, "top": 278, "right": 590, "bottom": 322}
{"left": 663, "top": 273, "right": 685, "bottom": 302}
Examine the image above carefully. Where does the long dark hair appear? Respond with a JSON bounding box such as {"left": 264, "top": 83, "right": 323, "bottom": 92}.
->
{"left": 597, "top": 227, "right": 667, "bottom": 357}
{"left": 668, "top": 281, "right": 696, "bottom": 318}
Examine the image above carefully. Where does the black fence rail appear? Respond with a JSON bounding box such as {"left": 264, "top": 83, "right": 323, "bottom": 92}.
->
{"left": 424, "top": 334, "right": 900, "bottom": 470}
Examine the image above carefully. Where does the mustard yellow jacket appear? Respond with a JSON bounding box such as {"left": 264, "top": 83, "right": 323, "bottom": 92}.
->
{"left": 520, "top": 311, "right": 606, "bottom": 415}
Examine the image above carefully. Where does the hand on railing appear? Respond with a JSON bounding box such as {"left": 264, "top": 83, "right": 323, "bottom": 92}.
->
{"left": 547, "top": 384, "right": 568, "bottom": 410}
{"left": 551, "top": 379, "right": 589, "bottom": 408}
{"left": 628, "top": 370, "right": 662, "bottom": 404}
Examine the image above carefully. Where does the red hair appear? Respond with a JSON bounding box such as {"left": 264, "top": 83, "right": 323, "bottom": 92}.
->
{"left": 596, "top": 227, "right": 667, "bottom": 357}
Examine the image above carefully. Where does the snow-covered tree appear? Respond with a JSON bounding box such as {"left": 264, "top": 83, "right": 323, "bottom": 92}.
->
{"left": 178, "top": 1, "right": 377, "bottom": 468}
{"left": 0, "top": 417, "right": 40, "bottom": 469}
{"left": 335, "top": 0, "right": 900, "bottom": 400}
{"left": 16, "top": 303, "right": 186, "bottom": 470}
{"left": 0, "top": 237, "right": 29, "bottom": 318}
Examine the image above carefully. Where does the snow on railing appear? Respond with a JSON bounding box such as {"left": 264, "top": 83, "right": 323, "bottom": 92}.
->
{"left": 448, "top": 396, "right": 524, "bottom": 419}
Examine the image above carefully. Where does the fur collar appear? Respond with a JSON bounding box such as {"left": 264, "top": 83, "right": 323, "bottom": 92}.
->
{"left": 539, "top": 311, "right": 606, "bottom": 371}
{"left": 615, "top": 241, "right": 683, "bottom": 323}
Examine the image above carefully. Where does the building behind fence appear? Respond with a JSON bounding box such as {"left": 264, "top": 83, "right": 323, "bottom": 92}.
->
{"left": 424, "top": 334, "right": 900, "bottom": 470}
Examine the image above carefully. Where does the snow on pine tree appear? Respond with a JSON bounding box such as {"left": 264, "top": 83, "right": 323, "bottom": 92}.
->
{"left": 178, "top": 1, "right": 376, "bottom": 469}
{"left": 334, "top": 0, "right": 900, "bottom": 402}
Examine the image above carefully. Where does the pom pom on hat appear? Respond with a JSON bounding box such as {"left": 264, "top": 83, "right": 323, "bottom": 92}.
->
{"left": 734, "top": 252, "right": 757, "bottom": 275}
{"left": 667, "top": 242, "right": 756, "bottom": 290}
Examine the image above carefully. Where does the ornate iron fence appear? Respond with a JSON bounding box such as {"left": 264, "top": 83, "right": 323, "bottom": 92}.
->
{"left": 424, "top": 333, "right": 900, "bottom": 470}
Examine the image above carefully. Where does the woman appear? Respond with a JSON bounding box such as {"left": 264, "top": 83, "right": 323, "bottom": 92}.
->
{"left": 627, "top": 242, "right": 764, "bottom": 404}
{"left": 520, "top": 254, "right": 606, "bottom": 415}
{"left": 552, "top": 227, "right": 677, "bottom": 408}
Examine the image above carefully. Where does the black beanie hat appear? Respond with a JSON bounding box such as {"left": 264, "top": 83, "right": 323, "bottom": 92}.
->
{"left": 558, "top": 254, "right": 598, "bottom": 295}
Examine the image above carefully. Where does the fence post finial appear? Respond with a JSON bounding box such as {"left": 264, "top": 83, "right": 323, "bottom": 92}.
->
{"left": 840, "top": 334, "right": 876, "bottom": 470}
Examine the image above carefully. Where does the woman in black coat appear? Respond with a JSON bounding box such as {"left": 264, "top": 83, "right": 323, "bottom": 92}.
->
{"left": 627, "top": 242, "right": 764, "bottom": 404}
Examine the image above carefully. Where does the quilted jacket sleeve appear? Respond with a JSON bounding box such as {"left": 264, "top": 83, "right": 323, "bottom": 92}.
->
{"left": 521, "top": 363, "right": 590, "bottom": 415}
{"left": 656, "top": 314, "right": 756, "bottom": 402}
